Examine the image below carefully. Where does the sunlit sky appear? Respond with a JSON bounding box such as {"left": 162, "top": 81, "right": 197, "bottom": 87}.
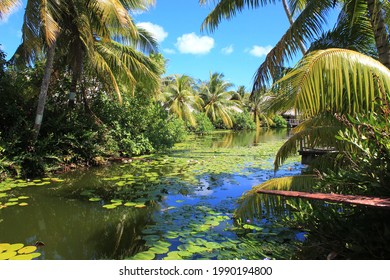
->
{"left": 0, "top": 1, "right": 338, "bottom": 90}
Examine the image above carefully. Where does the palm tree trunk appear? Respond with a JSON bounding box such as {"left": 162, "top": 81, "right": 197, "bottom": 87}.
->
{"left": 282, "top": 0, "right": 307, "bottom": 55}
{"left": 33, "top": 42, "right": 56, "bottom": 141}
{"left": 367, "top": 0, "right": 390, "bottom": 68}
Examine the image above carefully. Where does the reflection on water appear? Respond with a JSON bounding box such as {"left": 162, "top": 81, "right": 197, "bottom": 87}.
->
{"left": 0, "top": 128, "right": 302, "bottom": 260}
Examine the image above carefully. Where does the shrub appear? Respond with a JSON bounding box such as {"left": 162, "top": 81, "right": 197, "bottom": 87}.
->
{"left": 188, "top": 113, "right": 214, "bottom": 135}
{"left": 271, "top": 115, "right": 288, "bottom": 128}
{"left": 232, "top": 110, "right": 256, "bottom": 131}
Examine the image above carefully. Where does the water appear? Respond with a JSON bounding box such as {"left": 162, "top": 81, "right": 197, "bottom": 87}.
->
{"left": 0, "top": 129, "right": 304, "bottom": 260}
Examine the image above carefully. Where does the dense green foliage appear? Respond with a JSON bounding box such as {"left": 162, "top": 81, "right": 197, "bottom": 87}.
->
{"left": 0, "top": 52, "right": 187, "bottom": 178}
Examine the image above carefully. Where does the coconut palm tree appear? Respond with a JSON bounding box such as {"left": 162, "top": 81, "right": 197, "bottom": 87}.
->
{"left": 268, "top": 48, "right": 390, "bottom": 169}
{"left": 161, "top": 74, "right": 203, "bottom": 127}
{"left": 16, "top": 0, "right": 159, "bottom": 140}
{"left": 200, "top": 72, "right": 241, "bottom": 128}
{"left": 235, "top": 49, "right": 390, "bottom": 219}
{"left": 200, "top": 0, "right": 390, "bottom": 91}
{"left": 0, "top": 0, "right": 20, "bottom": 19}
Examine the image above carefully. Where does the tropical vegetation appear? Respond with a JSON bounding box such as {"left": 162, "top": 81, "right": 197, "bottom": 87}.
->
{"left": 201, "top": 0, "right": 390, "bottom": 259}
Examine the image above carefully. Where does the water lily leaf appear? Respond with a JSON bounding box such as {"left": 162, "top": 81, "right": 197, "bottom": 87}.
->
{"left": 163, "top": 251, "right": 183, "bottom": 260}
{"left": 17, "top": 196, "right": 29, "bottom": 200}
{"left": 89, "top": 197, "right": 101, "bottom": 202}
{"left": 18, "top": 246, "right": 38, "bottom": 254}
{"left": 4, "top": 202, "right": 18, "bottom": 206}
{"left": 131, "top": 251, "right": 155, "bottom": 260}
{"left": 177, "top": 244, "right": 203, "bottom": 253}
{"left": 9, "top": 253, "right": 41, "bottom": 260}
{"left": 18, "top": 202, "right": 29, "bottom": 207}
{"left": 149, "top": 244, "right": 169, "bottom": 255}
{"left": 8, "top": 198, "right": 19, "bottom": 202}
{"left": 124, "top": 202, "right": 136, "bottom": 207}
{"left": 164, "top": 231, "right": 179, "bottom": 239}
{"left": 0, "top": 243, "right": 10, "bottom": 252}
{"left": 50, "top": 178, "right": 64, "bottom": 182}
{"left": 0, "top": 251, "right": 17, "bottom": 260}
{"left": 7, "top": 243, "right": 24, "bottom": 252}
{"left": 102, "top": 204, "right": 117, "bottom": 209}
{"left": 134, "top": 203, "right": 146, "bottom": 208}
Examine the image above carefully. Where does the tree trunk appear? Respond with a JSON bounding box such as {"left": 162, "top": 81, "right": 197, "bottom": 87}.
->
{"left": 33, "top": 42, "right": 56, "bottom": 141}
{"left": 282, "top": 0, "right": 307, "bottom": 55}
{"left": 367, "top": 0, "right": 390, "bottom": 68}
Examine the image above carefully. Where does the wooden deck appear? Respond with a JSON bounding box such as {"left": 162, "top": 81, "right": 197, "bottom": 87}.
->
{"left": 257, "top": 189, "right": 390, "bottom": 209}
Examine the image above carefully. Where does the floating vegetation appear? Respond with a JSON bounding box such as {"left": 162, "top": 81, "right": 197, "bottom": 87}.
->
{"left": 0, "top": 129, "right": 304, "bottom": 260}
{"left": 0, "top": 243, "right": 41, "bottom": 260}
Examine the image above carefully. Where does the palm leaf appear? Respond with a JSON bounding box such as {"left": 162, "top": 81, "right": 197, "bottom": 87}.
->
{"left": 235, "top": 175, "right": 318, "bottom": 220}
{"left": 200, "top": 0, "right": 277, "bottom": 33}
{"left": 274, "top": 48, "right": 390, "bottom": 118}
{"left": 252, "top": 0, "right": 334, "bottom": 91}
{"left": 0, "top": 0, "right": 20, "bottom": 19}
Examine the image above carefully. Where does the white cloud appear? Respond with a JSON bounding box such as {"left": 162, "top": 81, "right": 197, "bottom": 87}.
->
{"left": 137, "top": 22, "right": 168, "bottom": 43}
{"left": 221, "top": 45, "right": 234, "bottom": 55}
{"left": 175, "top": 33, "right": 214, "bottom": 55}
{"left": 163, "top": 48, "right": 176, "bottom": 54}
{"left": 249, "top": 45, "right": 273, "bottom": 57}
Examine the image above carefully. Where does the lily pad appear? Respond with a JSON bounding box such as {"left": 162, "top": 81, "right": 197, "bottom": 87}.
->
{"left": 131, "top": 251, "right": 155, "bottom": 260}
{"left": 9, "top": 253, "right": 41, "bottom": 260}
{"left": 0, "top": 251, "right": 17, "bottom": 260}
{"left": 7, "top": 243, "right": 24, "bottom": 251}
{"left": 89, "top": 197, "right": 102, "bottom": 202}
{"left": 18, "top": 202, "right": 29, "bottom": 207}
{"left": 102, "top": 204, "right": 117, "bottom": 209}
{"left": 18, "top": 246, "right": 38, "bottom": 254}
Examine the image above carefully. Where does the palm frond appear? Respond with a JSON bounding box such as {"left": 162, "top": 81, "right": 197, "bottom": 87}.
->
{"left": 274, "top": 114, "right": 345, "bottom": 171}
{"left": 251, "top": 0, "right": 334, "bottom": 92}
{"left": 235, "top": 175, "right": 318, "bottom": 220}
{"left": 200, "top": 0, "right": 277, "bottom": 33}
{"left": 0, "top": 0, "right": 20, "bottom": 19}
{"left": 275, "top": 48, "right": 390, "bottom": 118}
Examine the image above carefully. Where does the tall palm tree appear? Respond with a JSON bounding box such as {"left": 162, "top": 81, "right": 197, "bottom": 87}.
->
{"left": 200, "top": 72, "right": 240, "bottom": 128}
{"left": 0, "top": 0, "right": 20, "bottom": 19}
{"left": 161, "top": 74, "right": 203, "bottom": 127}
{"left": 17, "top": 0, "right": 158, "bottom": 140}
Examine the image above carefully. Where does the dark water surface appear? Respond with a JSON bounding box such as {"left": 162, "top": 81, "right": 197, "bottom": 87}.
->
{"left": 0, "top": 129, "right": 304, "bottom": 260}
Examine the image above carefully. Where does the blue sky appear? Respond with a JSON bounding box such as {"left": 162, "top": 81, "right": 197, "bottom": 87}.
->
{"left": 0, "top": 0, "right": 338, "bottom": 90}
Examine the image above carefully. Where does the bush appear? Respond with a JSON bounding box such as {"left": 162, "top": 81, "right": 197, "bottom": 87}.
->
{"left": 232, "top": 110, "right": 256, "bottom": 131}
{"left": 0, "top": 58, "right": 188, "bottom": 176}
{"left": 188, "top": 113, "right": 214, "bottom": 135}
{"left": 271, "top": 115, "right": 288, "bottom": 128}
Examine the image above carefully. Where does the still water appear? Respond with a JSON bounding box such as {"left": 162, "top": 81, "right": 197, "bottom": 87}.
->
{"left": 0, "top": 129, "right": 304, "bottom": 260}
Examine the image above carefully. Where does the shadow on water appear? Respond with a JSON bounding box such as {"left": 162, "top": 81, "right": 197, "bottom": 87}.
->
{"left": 0, "top": 128, "right": 304, "bottom": 260}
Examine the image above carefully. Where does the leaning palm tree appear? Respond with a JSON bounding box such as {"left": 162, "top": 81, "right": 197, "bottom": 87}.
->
{"left": 0, "top": 0, "right": 20, "bottom": 19}
{"left": 200, "top": 72, "right": 241, "bottom": 128}
{"left": 161, "top": 74, "right": 203, "bottom": 127}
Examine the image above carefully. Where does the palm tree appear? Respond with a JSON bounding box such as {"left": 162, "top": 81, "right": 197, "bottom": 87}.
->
{"left": 0, "top": 0, "right": 20, "bottom": 19}
{"left": 200, "top": 0, "right": 390, "bottom": 91}
{"left": 161, "top": 74, "right": 203, "bottom": 127}
{"left": 268, "top": 48, "right": 390, "bottom": 169}
{"left": 16, "top": 0, "right": 158, "bottom": 140}
{"left": 200, "top": 72, "right": 240, "bottom": 128}
{"left": 236, "top": 49, "right": 390, "bottom": 219}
